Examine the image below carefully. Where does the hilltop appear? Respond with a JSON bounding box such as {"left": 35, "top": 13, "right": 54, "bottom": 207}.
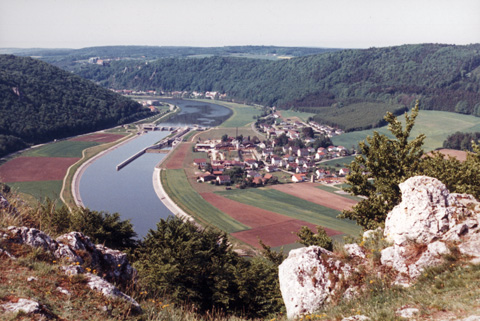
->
{"left": 61, "top": 43, "right": 480, "bottom": 131}
{"left": 0, "top": 55, "right": 151, "bottom": 157}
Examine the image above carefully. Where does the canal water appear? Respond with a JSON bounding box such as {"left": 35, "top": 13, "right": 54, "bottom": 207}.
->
{"left": 79, "top": 99, "right": 231, "bottom": 239}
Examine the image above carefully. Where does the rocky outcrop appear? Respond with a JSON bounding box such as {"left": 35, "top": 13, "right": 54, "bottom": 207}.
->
{"left": 278, "top": 246, "right": 356, "bottom": 319}
{"left": 1, "top": 298, "right": 41, "bottom": 314}
{"left": 56, "top": 232, "right": 135, "bottom": 284}
{"left": 381, "top": 176, "right": 480, "bottom": 284}
{"left": 3, "top": 226, "right": 139, "bottom": 309}
{"left": 279, "top": 176, "right": 480, "bottom": 318}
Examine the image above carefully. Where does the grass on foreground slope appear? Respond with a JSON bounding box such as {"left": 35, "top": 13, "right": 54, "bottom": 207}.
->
{"left": 216, "top": 188, "right": 361, "bottom": 236}
{"left": 0, "top": 241, "right": 251, "bottom": 321}
{"left": 161, "top": 169, "right": 248, "bottom": 233}
{"left": 332, "top": 110, "right": 480, "bottom": 152}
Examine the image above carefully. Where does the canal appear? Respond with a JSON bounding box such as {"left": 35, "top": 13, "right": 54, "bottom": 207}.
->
{"left": 79, "top": 99, "right": 232, "bottom": 238}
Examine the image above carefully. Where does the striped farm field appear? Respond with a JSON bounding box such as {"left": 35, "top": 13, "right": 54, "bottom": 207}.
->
{"left": 22, "top": 141, "right": 98, "bottom": 158}
{"left": 70, "top": 133, "right": 125, "bottom": 143}
{"left": 200, "top": 192, "right": 342, "bottom": 249}
{"left": 269, "top": 182, "right": 357, "bottom": 212}
{"left": 216, "top": 188, "right": 361, "bottom": 236}
{"left": 161, "top": 169, "right": 248, "bottom": 233}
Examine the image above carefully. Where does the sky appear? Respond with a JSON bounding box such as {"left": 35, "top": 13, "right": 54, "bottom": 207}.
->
{"left": 0, "top": 0, "right": 479, "bottom": 49}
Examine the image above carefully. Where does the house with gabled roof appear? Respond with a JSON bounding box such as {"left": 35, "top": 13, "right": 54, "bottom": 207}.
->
{"left": 297, "top": 148, "right": 309, "bottom": 157}
{"left": 216, "top": 175, "right": 231, "bottom": 185}
{"left": 292, "top": 173, "right": 307, "bottom": 183}
{"left": 265, "top": 165, "right": 278, "bottom": 172}
{"left": 193, "top": 158, "right": 207, "bottom": 167}
{"left": 286, "top": 162, "right": 298, "bottom": 171}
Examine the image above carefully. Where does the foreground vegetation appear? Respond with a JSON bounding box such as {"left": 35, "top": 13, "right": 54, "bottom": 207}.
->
{"left": 2, "top": 191, "right": 480, "bottom": 320}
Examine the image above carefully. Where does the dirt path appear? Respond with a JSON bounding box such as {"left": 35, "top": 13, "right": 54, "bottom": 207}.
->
{"left": 269, "top": 182, "right": 357, "bottom": 212}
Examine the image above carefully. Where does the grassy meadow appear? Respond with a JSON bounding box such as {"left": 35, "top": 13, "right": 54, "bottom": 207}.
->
{"left": 200, "top": 100, "right": 263, "bottom": 128}
{"left": 216, "top": 188, "right": 361, "bottom": 236}
{"left": 22, "top": 140, "right": 99, "bottom": 158}
{"left": 7, "top": 180, "right": 63, "bottom": 204}
{"left": 279, "top": 109, "right": 316, "bottom": 122}
{"left": 160, "top": 169, "right": 248, "bottom": 233}
{"left": 311, "top": 102, "right": 406, "bottom": 131}
{"left": 195, "top": 127, "right": 265, "bottom": 142}
{"left": 332, "top": 110, "right": 480, "bottom": 152}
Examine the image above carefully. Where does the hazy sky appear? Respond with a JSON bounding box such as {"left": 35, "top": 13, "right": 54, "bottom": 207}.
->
{"left": 1, "top": 0, "right": 479, "bottom": 49}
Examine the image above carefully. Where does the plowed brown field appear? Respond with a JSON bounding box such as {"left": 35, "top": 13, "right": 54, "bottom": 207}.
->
{"left": 200, "top": 192, "right": 342, "bottom": 248}
{"left": 270, "top": 182, "right": 357, "bottom": 211}
{"left": 232, "top": 220, "right": 342, "bottom": 249}
{"left": 0, "top": 157, "right": 79, "bottom": 182}
{"left": 164, "top": 143, "right": 190, "bottom": 169}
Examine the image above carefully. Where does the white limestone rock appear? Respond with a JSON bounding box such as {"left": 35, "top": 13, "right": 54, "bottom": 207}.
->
{"left": 381, "top": 176, "right": 480, "bottom": 285}
{"left": 344, "top": 243, "right": 366, "bottom": 259}
{"left": 8, "top": 226, "right": 58, "bottom": 252}
{"left": 1, "top": 298, "right": 41, "bottom": 314}
{"left": 342, "top": 316, "right": 370, "bottom": 321}
{"left": 85, "top": 273, "right": 141, "bottom": 310}
{"left": 384, "top": 176, "right": 455, "bottom": 245}
{"left": 459, "top": 233, "right": 480, "bottom": 263}
{"left": 279, "top": 246, "right": 352, "bottom": 319}
{"left": 396, "top": 307, "right": 419, "bottom": 319}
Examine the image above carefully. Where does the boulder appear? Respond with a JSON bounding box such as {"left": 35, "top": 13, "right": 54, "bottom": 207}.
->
{"left": 382, "top": 176, "right": 480, "bottom": 284}
{"left": 1, "top": 298, "right": 41, "bottom": 314}
{"left": 279, "top": 246, "right": 353, "bottom": 319}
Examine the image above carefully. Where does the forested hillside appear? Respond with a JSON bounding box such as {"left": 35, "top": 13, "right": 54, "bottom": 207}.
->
{"left": 0, "top": 55, "right": 151, "bottom": 157}
{"left": 2, "top": 45, "right": 337, "bottom": 68}
{"left": 72, "top": 43, "right": 480, "bottom": 130}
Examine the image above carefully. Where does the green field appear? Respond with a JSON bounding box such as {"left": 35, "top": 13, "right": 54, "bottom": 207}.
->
{"left": 22, "top": 141, "right": 99, "bottom": 158}
{"left": 315, "top": 184, "right": 363, "bottom": 202}
{"left": 279, "top": 109, "right": 316, "bottom": 122}
{"left": 8, "top": 180, "right": 63, "bottom": 204}
{"left": 197, "top": 128, "right": 264, "bottom": 141}
{"left": 196, "top": 100, "right": 263, "bottom": 128}
{"left": 318, "top": 156, "right": 356, "bottom": 169}
{"left": 312, "top": 102, "right": 406, "bottom": 131}
{"left": 216, "top": 188, "right": 361, "bottom": 236}
{"left": 161, "top": 169, "right": 249, "bottom": 233}
{"left": 332, "top": 110, "right": 480, "bottom": 152}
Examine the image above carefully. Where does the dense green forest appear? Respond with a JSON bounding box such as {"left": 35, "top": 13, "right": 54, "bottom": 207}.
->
{"left": 2, "top": 45, "right": 337, "bottom": 68}
{"left": 0, "top": 55, "right": 151, "bottom": 157}
{"left": 69, "top": 44, "right": 480, "bottom": 130}
{"left": 443, "top": 131, "right": 480, "bottom": 151}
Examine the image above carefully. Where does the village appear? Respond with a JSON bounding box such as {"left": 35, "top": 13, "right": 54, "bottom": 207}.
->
{"left": 193, "top": 115, "right": 353, "bottom": 188}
